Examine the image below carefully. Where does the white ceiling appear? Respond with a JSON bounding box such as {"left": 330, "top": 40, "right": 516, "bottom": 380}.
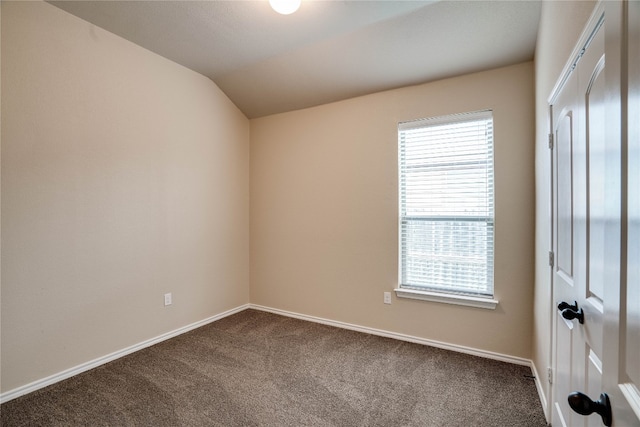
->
{"left": 48, "top": 0, "right": 541, "bottom": 118}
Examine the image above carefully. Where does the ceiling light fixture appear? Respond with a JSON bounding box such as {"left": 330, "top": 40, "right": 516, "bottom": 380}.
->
{"left": 269, "top": 0, "right": 301, "bottom": 15}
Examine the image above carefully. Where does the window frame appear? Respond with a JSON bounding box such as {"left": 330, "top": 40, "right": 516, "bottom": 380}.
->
{"left": 395, "top": 110, "right": 498, "bottom": 310}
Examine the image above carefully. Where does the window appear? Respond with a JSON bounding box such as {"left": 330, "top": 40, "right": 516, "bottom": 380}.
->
{"left": 397, "top": 110, "right": 496, "bottom": 308}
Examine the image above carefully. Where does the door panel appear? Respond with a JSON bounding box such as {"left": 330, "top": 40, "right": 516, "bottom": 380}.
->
{"left": 618, "top": 0, "right": 640, "bottom": 422}
{"left": 586, "top": 56, "right": 606, "bottom": 303}
{"left": 625, "top": 9, "right": 640, "bottom": 412}
{"left": 557, "top": 110, "right": 574, "bottom": 279}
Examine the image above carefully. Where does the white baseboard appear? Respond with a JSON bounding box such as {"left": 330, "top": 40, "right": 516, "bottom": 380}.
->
{"left": 530, "top": 361, "right": 550, "bottom": 423}
{"left": 249, "top": 304, "right": 532, "bottom": 367}
{"left": 0, "top": 304, "right": 250, "bottom": 404}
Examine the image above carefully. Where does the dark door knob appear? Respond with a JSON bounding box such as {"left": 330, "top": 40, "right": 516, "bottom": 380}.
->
{"left": 558, "top": 301, "right": 584, "bottom": 324}
{"left": 568, "top": 392, "right": 612, "bottom": 426}
{"left": 558, "top": 300, "right": 578, "bottom": 311}
{"left": 562, "top": 307, "right": 584, "bottom": 324}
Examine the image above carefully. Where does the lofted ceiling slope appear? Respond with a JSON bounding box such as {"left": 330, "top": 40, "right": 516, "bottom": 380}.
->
{"left": 48, "top": 0, "right": 541, "bottom": 119}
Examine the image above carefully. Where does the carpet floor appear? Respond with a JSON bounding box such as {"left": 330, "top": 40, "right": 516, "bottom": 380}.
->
{"left": 1, "top": 309, "right": 547, "bottom": 426}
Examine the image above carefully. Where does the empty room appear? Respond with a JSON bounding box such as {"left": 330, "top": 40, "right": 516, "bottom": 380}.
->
{"left": 2, "top": 0, "right": 639, "bottom": 426}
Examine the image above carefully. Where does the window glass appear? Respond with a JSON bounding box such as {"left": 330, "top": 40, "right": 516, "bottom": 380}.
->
{"left": 399, "top": 110, "right": 494, "bottom": 297}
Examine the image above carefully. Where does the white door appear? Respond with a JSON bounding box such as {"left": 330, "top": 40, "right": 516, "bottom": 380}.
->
{"left": 601, "top": 0, "right": 640, "bottom": 425}
{"left": 551, "top": 8, "right": 606, "bottom": 426}
{"left": 551, "top": 1, "right": 640, "bottom": 426}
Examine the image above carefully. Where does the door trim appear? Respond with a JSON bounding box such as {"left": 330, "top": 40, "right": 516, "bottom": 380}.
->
{"left": 548, "top": 3, "right": 606, "bottom": 106}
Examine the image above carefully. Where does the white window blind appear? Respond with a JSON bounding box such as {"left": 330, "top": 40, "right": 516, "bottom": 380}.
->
{"left": 399, "top": 110, "right": 494, "bottom": 297}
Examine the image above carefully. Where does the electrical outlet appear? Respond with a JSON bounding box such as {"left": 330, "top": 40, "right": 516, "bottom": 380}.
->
{"left": 164, "top": 293, "right": 172, "bottom": 306}
{"left": 384, "top": 292, "right": 392, "bottom": 304}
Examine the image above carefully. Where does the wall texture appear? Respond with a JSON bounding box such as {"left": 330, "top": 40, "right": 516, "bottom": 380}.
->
{"left": 250, "top": 62, "right": 535, "bottom": 359}
{"left": 1, "top": 1, "right": 250, "bottom": 393}
{"left": 532, "top": 0, "right": 597, "bottom": 414}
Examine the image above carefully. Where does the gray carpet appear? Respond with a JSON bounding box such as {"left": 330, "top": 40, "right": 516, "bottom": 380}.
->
{"left": 1, "top": 309, "right": 547, "bottom": 426}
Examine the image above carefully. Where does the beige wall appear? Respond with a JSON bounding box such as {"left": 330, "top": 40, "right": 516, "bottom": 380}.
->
{"left": 251, "top": 62, "right": 535, "bottom": 358}
{"left": 1, "top": 1, "right": 249, "bottom": 393}
{"left": 532, "top": 0, "right": 597, "bottom": 413}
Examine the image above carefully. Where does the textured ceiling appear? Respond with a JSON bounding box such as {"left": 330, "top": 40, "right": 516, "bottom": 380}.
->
{"left": 49, "top": 0, "right": 541, "bottom": 118}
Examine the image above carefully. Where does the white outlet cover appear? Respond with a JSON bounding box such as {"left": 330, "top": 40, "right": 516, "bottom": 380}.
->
{"left": 164, "top": 293, "right": 172, "bottom": 306}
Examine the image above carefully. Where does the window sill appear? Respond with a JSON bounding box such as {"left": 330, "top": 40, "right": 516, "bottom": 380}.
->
{"left": 394, "top": 288, "right": 499, "bottom": 310}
